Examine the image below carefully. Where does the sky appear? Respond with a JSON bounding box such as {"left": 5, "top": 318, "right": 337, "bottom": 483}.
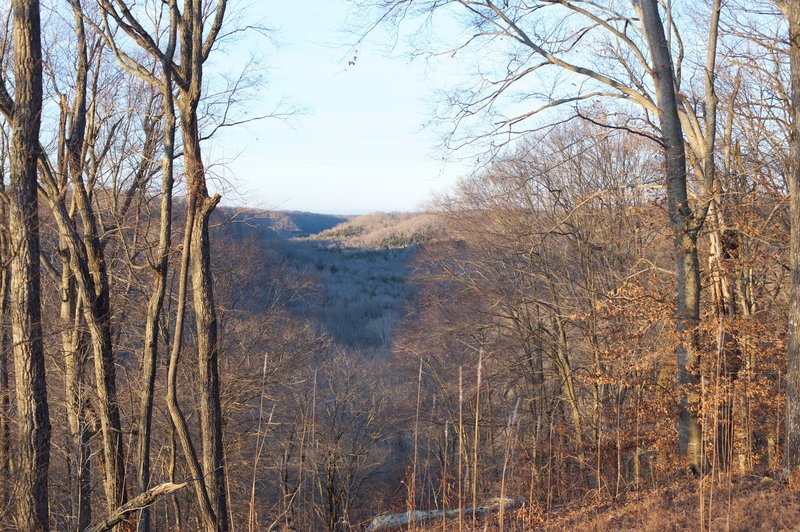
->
{"left": 206, "top": 1, "right": 474, "bottom": 215}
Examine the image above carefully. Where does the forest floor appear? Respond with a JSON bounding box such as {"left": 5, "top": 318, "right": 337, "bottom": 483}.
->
{"left": 409, "top": 474, "right": 800, "bottom": 531}
{"left": 538, "top": 475, "right": 800, "bottom": 531}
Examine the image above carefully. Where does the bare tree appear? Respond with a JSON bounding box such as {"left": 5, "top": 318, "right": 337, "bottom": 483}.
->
{"left": 96, "top": 1, "right": 230, "bottom": 528}
{"left": 0, "top": 0, "right": 51, "bottom": 527}
{"left": 134, "top": 28, "right": 178, "bottom": 532}
{"left": 784, "top": 0, "right": 800, "bottom": 479}
{"left": 359, "top": 0, "right": 731, "bottom": 471}
{"left": 635, "top": 0, "right": 702, "bottom": 473}
{"left": 38, "top": 1, "right": 128, "bottom": 514}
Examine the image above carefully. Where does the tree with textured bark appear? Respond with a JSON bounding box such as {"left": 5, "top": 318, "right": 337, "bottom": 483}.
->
{"left": 32, "top": 1, "right": 129, "bottom": 516}
{"left": 784, "top": 0, "right": 800, "bottom": 480}
{"left": 53, "top": 4, "right": 105, "bottom": 526}
{"left": 0, "top": 0, "right": 51, "bottom": 527}
{"left": 634, "top": 0, "right": 703, "bottom": 473}
{"left": 96, "top": 1, "right": 230, "bottom": 528}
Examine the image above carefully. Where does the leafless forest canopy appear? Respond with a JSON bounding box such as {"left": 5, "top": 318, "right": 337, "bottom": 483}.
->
{"left": 1, "top": 0, "right": 800, "bottom": 530}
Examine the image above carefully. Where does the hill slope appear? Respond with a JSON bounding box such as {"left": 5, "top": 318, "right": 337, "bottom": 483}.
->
{"left": 405, "top": 476, "right": 800, "bottom": 531}
{"left": 314, "top": 211, "right": 445, "bottom": 248}
{"left": 219, "top": 207, "right": 351, "bottom": 238}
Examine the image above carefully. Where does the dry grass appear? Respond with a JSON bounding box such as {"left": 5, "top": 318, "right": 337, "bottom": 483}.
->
{"left": 540, "top": 476, "right": 800, "bottom": 531}
{"left": 409, "top": 475, "right": 800, "bottom": 531}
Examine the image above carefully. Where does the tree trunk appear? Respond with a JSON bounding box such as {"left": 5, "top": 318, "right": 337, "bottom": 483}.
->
{"left": 43, "top": 0, "right": 128, "bottom": 513}
{"left": 174, "top": 0, "right": 229, "bottom": 524}
{"left": 638, "top": 0, "right": 703, "bottom": 472}
{"left": 8, "top": 0, "right": 50, "bottom": 527}
{"left": 136, "top": 77, "right": 177, "bottom": 532}
{"left": 39, "top": 164, "right": 128, "bottom": 515}
{"left": 785, "top": 0, "right": 800, "bottom": 478}
{"left": 62, "top": 263, "right": 92, "bottom": 531}
{"left": 181, "top": 107, "right": 227, "bottom": 531}
{"left": 165, "top": 193, "right": 218, "bottom": 531}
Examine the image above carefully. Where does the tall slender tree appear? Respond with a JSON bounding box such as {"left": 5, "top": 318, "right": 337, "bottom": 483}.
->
{"left": 784, "top": 0, "right": 800, "bottom": 479}
{"left": 636, "top": 0, "right": 702, "bottom": 472}
{"left": 0, "top": 0, "right": 51, "bottom": 527}
{"left": 97, "top": 1, "right": 229, "bottom": 527}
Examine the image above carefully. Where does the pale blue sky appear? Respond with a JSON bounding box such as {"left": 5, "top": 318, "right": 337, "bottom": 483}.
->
{"left": 206, "top": 1, "right": 473, "bottom": 215}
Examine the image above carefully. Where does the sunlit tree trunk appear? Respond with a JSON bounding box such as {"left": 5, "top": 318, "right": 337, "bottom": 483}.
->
{"left": 7, "top": 0, "right": 51, "bottom": 526}
{"left": 137, "top": 37, "right": 177, "bottom": 531}
{"left": 177, "top": 1, "right": 228, "bottom": 525}
{"left": 637, "top": 0, "right": 703, "bottom": 472}
{"left": 59, "top": 0, "right": 126, "bottom": 511}
{"left": 784, "top": 0, "right": 800, "bottom": 478}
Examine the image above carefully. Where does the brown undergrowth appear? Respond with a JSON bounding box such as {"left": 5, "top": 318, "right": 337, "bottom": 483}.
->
{"left": 412, "top": 474, "right": 800, "bottom": 531}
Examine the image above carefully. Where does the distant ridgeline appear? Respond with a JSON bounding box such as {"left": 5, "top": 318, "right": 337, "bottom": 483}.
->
{"left": 216, "top": 207, "right": 351, "bottom": 239}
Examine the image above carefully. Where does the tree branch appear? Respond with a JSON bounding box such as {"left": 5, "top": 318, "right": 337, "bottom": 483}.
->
{"left": 84, "top": 482, "right": 187, "bottom": 532}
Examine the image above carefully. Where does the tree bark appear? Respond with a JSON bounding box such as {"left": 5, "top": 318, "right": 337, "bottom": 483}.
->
{"left": 165, "top": 192, "right": 218, "bottom": 531}
{"left": 61, "top": 6, "right": 93, "bottom": 526}
{"left": 136, "top": 36, "right": 177, "bottom": 530}
{"left": 177, "top": 1, "right": 229, "bottom": 525}
{"left": 62, "top": 266, "right": 92, "bottom": 531}
{"left": 785, "top": 0, "right": 800, "bottom": 478}
{"left": 38, "top": 163, "right": 128, "bottom": 514}
{"left": 63, "top": 0, "right": 126, "bottom": 508}
{"left": 8, "top": 0, "right": 50, "bottom": 527}
{"left": 183, "top": 116, "right": 226, "bottom": 529}
{"left": 637, "top": 0, "right": 703, "bottom": 472}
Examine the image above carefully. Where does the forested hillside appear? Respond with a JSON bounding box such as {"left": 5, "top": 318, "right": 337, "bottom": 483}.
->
{"left": 2, "top": 0, "right": 800, "bottom": 531}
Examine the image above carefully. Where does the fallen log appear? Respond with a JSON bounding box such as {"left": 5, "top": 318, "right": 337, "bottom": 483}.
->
{"left": 366, "top": 496, "right": 525, "bottom": 531}
{"left": 84, "top": 482, "right": 187, "bottom": 532}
